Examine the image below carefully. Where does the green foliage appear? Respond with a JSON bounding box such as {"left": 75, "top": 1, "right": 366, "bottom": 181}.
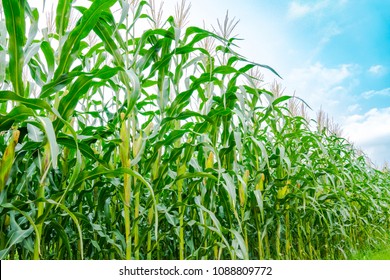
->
{"left": 349, "top": 235, "right": 390, "bottom": 260}
{"left": 2, "top": 0, "right": 26, "bottom": 96}
{"left": 0, "top": 0, "right": 389, "bottom": 260}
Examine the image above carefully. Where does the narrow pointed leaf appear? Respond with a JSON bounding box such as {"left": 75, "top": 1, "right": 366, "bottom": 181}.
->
{"left": 2, "top": 0, "right": 26, "bottom": 96}
{"left": 0, "top": 227, "right": 34, "bottom": 259}
{"left": 0, "top": 105, "right": 34, "bottom": 131}
{"left": 56, "top": 0, "right": 73, "bottom": 37}
{"left": 38, "top": 117, "right": 59, "bottom": 169}
{"left": 54, "top": 0, "right": 116, "bottom": 79}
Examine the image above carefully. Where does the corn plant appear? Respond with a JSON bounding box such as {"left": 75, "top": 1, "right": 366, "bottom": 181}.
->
{"left": 0, "top": 0, "right": 389, "bottom": 260}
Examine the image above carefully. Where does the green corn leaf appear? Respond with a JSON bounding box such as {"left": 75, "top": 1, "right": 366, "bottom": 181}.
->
{"left": 56, "top": 0, "right": 73, "bottom": 37}
{"left": 194, "top": 196, "right": 223, "bottom": 233}
{"left": 174, "top": 46, "right": 209, "bottom": 57}
{"left": 160, "top": 110, "right": 214, "bottom": 126}
{"left": 254, "top": 190, "right": 264, "bottom": 222}
{"left": 94, "top": 18, "right": 124, "bottom": 67}
{"left": 56, "top": 149, "right": 82, "bottom": 210}
{"left": 183, "top": 26, "right": 226, "bottom": 46}
{"left": 167, "top": 89, "right": 195, "bottom": 116}
{"left": 158, "top": 129, "right": 188, "bottom": 147}
{"left": 272, "top": 95, "right": 292, "bottom": 106}
{"left": 76, "top": 166, "right": 159, "bottom": 239}
{"left": 57, "top": 136, "right": 108, "bottom": 166}
{"left": 24, "top": 3, "right": 38, "bottom": 50}
{"left": 40, "top": 41, "right": 55, "bottom": 81}
{"left": 213, "top": 65, "right": 237, "bottom": 75}
{"left": 47, "top": 221, "right": 73, "bottom": 259}
{"left": 176, "top": 171, "right": 218, "bottom": 182}
{"left": 94, "top": 19, "right": 141, "bottom": 114}
{"left": 0, "top": 20, "right": 6, "bottom": 83}
{"left": 57, "top": 75, "right": 92, "bottom": 121}
{"left": 93, "top": 65, "right": 123, "bottom": 79}
{"left": 54, "top": 0, "right": 116, "bottom": 79}
{"left": 117, "top": 0, "right": 130, "bottom": 29}
{"left": 0, "top": 227, "right": 33, "bottom": 259}
{"left": 2, "top": 0, "right": 26, "bottom": 96}
{"left": 222, "top": 172, "right": 237, "bottom": 207}
{"left": 126, "top": 68, "right": 141, "bottom": 113}
{"left": 0, "top": 90, "right": 82, "bottom": 176}
{"left": 225, "top": 54, "right": 282, "bottom": 79}
{"left": 147, "top": 52, "right": 174, "bottom": 79}
{"left": 0, "top": 105, "right": 34, "bottom": 131}
{"left": 0, "top": 203, "right": 41, "bottom": 259}
{"left": 41, "top": 65, "right": 122, "bottom": 99}
{"left": 136, "top": 29, "right": 175, "bottom": 54}
{"left": 40, "top": 71, "right": 83, "bottom": 98}
{"left": 0, "top": 90, "right": 53, "bottom": 112}
{"left": 38, "top": 117, "right": 59, "bottom": 169}
{"left": 24, "top": 42, "right": 41, "bottom": 66}
{"left": 46, "top": 199, "right": 84, "bottom": 260}
{"left": 27, "top": 123, "right": 44, "bottom": 142}
{"left": 28, "top": 57, "right": 47, "bottom": 86}
{"left": 194, "top": 196, "right": 233, "bottom": 258}
{"left": 54, "top": 66, "right": 122, "bottom": 130}
{"left": 230, "top": 229, "right": 249, "bottom": 260}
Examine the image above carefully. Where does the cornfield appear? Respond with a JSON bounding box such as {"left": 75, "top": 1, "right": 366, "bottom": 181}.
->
{"left": 0, "top": 0, "right": 389, "bottom": 260}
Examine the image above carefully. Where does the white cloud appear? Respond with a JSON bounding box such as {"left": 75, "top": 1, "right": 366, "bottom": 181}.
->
{"left": 343, "top": 107, "right": 390, "bottom": 165}
{"left": 285, "top": 63, "right": 359, "bottom": 118}
{"left": 368, "top": 64, "right": 386, "bottom": 76}
{"left": 287, "top": 1, "right": 328, "bottom": 19}
{"left": 289, "top": 63, "right": 354, "bottom": 86}
{"left": 362, "top": 88, "right": 390, "bottom": 99}
{"left": 347, "top": 104, "right": 361, "bottom": 113}
{"left": 287, "top": 0, "right": 349, "bottom": 19}
{"left": 288, "top": 2, "right": 312, "bottom": 19}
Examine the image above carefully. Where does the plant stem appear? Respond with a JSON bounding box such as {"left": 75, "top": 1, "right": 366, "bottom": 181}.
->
{"left": 34, "top": 183, "right": 45, "bottom": 260}
{"left": 177, "top": 163, "right": 185, "bottom": 260}
{"left": 120, "top": 114, "right": 132, "bottom": 260}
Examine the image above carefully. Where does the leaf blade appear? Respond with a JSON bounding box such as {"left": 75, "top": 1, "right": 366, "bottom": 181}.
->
{"left": 2, "top": 0, "right": 26, "bottom": 96}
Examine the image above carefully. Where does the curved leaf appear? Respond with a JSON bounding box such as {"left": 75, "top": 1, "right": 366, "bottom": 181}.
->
{"left": 37, "top": 117, "right": 59, "bottom": 169}
{"left": 54, "top": 0, "right": 116, "bottom": 79}
{"left": 0, "top": 105, "right": 34, "bottom": 131}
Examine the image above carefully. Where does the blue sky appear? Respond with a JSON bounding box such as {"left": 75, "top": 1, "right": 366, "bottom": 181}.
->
{"left": 177, "top": 0, "right": 390, "bottom": 166}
